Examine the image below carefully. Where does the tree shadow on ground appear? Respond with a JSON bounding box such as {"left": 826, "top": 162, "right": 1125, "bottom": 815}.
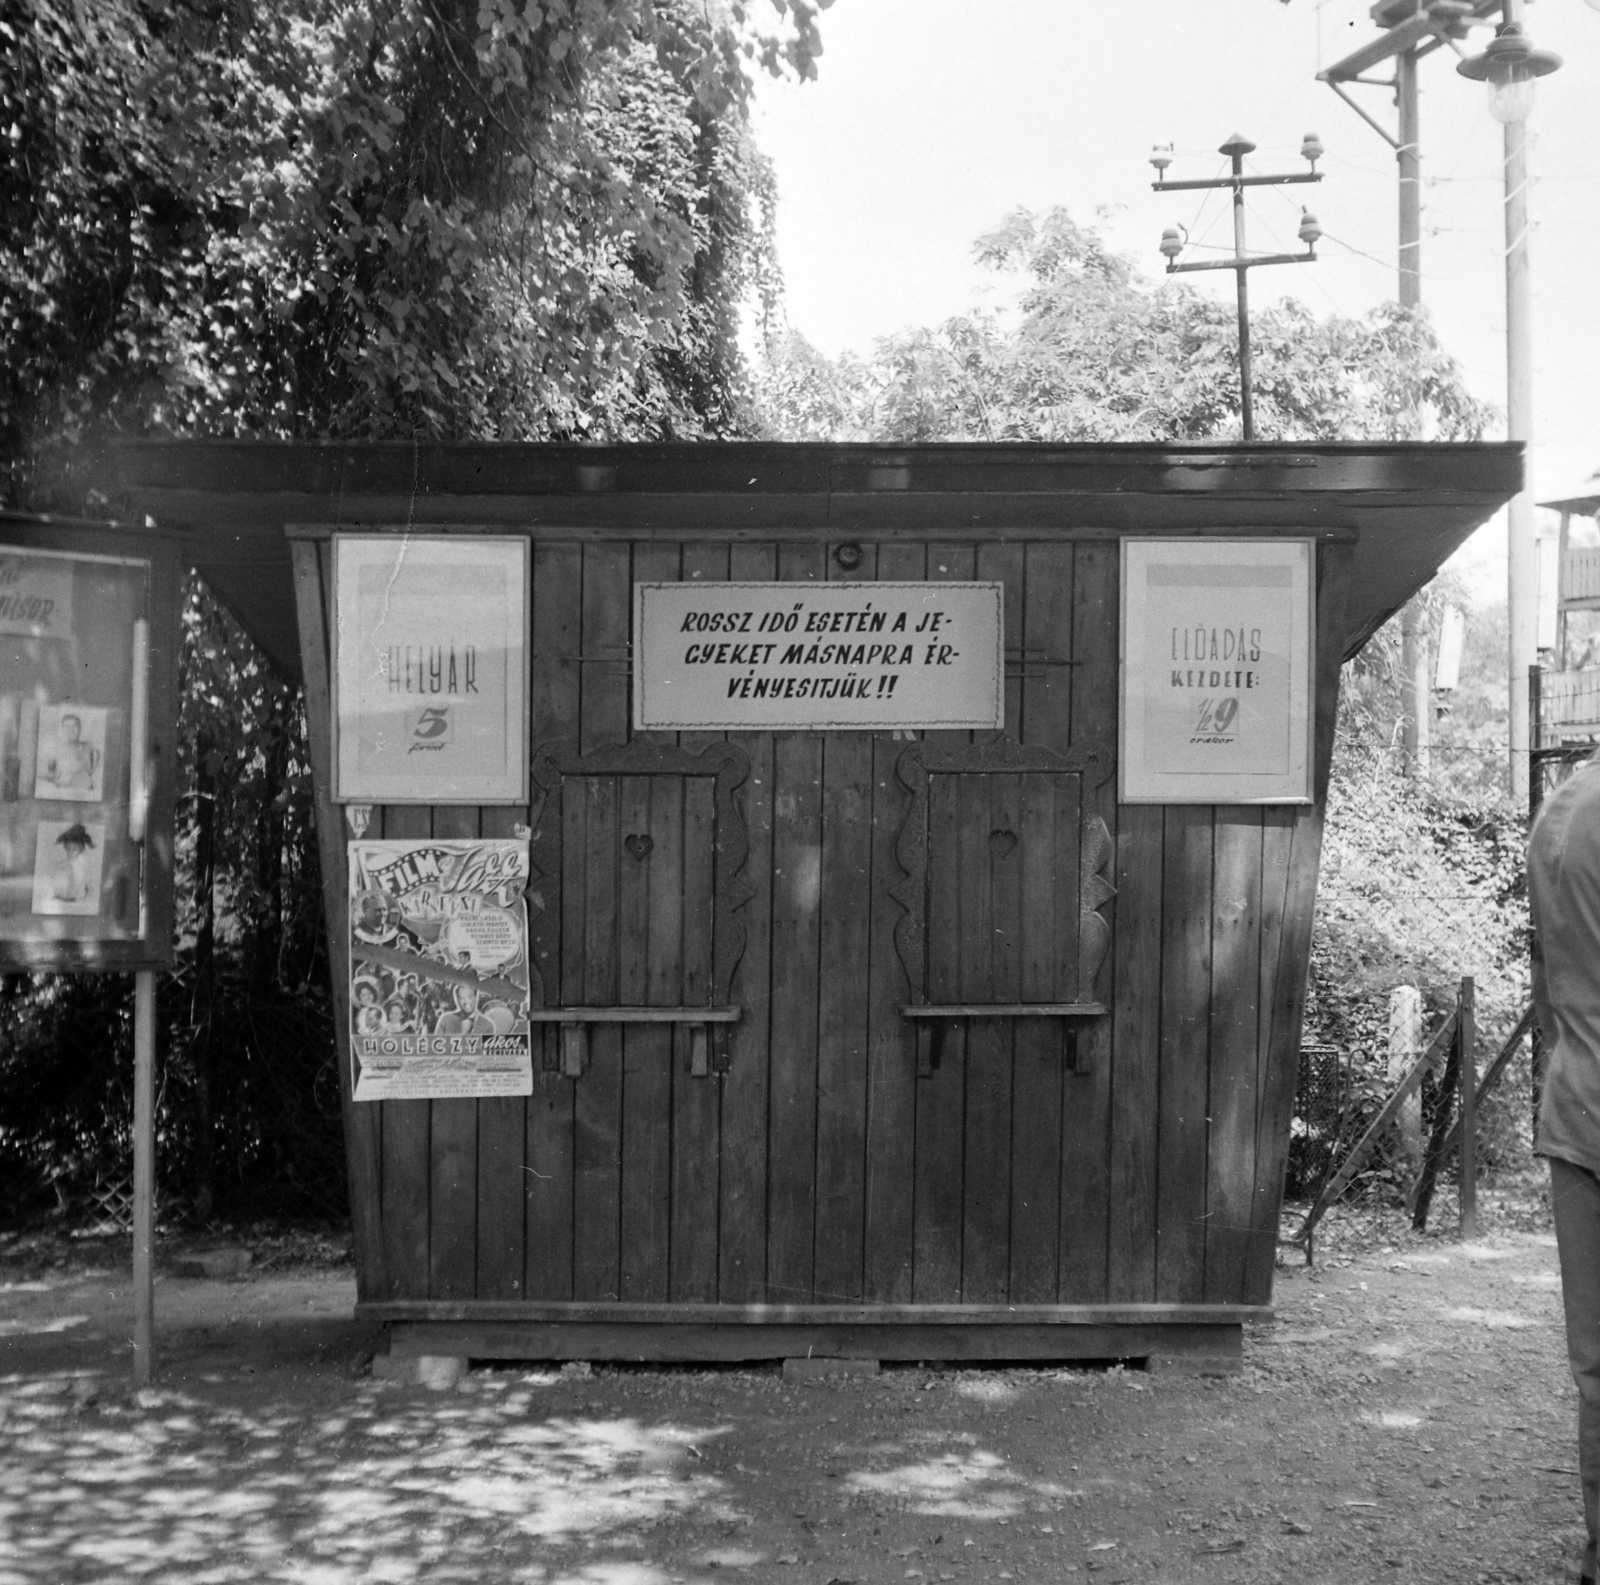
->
{"left": 0, "top": 1366, "right": 1071, "bottom": 1584}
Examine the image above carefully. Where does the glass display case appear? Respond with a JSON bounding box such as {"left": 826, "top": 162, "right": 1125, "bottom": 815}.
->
{"left": 0, "top": 517, "right": 179, "bottom": 970}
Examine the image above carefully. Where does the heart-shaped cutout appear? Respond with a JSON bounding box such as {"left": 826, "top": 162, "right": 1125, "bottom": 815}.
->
{"left": 988, "top": 829, "right": 1019, "bottom": 861}
{"left": 625, "top": 833, "right": 654, "bottom": 862}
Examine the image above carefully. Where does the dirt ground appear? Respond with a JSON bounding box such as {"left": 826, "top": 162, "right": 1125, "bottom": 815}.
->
{"left": 0, "top": 1203, "right": 1586, "bottom": 1585}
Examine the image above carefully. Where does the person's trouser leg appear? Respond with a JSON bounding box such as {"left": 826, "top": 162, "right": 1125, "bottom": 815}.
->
{"left": 1550, "top": 1157, "right": 1600, "bottom": 1579}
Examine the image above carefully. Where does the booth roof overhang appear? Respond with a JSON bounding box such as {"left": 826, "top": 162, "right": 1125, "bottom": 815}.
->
{"left": 95, "top": 439, "right": 1522, "bottom": 680}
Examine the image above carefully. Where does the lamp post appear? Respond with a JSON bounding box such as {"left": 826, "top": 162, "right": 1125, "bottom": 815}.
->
{"left": 1457, "top": 14, "right": 1561, "bottom": 802}
{"left": 1152, "top": 134, "right": 1324, "bottom": 441}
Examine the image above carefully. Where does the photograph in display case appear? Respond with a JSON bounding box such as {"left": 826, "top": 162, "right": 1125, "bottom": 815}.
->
{"left": 30, "top": 819, "right": 107, "bottom": 915}
{"left": 33, "top": 704, "right": 108, "bottom": 802}
{"left": 0, "top": 545, "right": 149, "bottom": 948}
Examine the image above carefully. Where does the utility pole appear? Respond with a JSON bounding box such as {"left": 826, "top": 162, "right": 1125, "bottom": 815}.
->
{"left": 1321, "top": 1, "right": 1561, "bottom": 799}
{"left": 1396, "top": 41, "right": 1433, "bottom": 776}
{"left": 1398, "top": 42, "right": 1422, "bottom": 311}
{"left": 1395, "top": 43, "right": 1433, "bottom": 776}
{"left": 1456, "top": 4, "right": 1560, "bottom": 803}
{"left": 1321, "top": 5, "right": 1472, "bottom": 780}
{"left": 1152, "top": 136, "right": 1324, "bottom": 442}
{"left": 1401, "top": 603, "right": 1432, "bottom": 775}
{"left": 1230, "top": 141, "right": 1257, "bottom": 442}
{"left": 1504, "top": 116, "right": 1535, "bottom": 800}
{"left": 1498, "top": 1, "right": 1537, "bottom": 804}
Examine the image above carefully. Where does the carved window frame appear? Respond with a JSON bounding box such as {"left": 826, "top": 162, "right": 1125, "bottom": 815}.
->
{"left": 525, "top": 738, "right": 752, "bottom": 1073}
{"left": 890, "top": 737, "right": 1117, "bottom": 1071}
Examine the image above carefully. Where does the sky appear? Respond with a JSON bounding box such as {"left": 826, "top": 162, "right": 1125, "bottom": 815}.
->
{"left": 747, "top": 0, "right": 1600, "bottom": 602}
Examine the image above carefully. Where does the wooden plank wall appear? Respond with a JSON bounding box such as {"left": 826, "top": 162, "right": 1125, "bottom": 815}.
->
{"left": 298, "top": 532, "right": 1339, "bottom": 1312}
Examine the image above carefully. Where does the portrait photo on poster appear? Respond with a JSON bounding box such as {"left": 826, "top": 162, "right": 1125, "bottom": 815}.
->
{"left": 30, "top": 819, "right": 106, "bottom": 915}
{"left": 33, "top": 704, "right": 107, "bottom": 802}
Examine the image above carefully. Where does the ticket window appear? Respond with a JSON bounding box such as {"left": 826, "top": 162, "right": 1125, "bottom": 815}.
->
{"left": 0, "top": 544, "right": 158, "bottom": 958}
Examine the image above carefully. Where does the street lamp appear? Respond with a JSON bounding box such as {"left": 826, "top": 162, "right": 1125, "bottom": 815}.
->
{"left": 1456, "top": 22, "right": 1562, "bottom": 125}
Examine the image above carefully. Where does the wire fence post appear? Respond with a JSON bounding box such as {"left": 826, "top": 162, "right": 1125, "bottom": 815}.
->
{"left": 1410, "top": 996, "right": 1461, "bottom": 1234}
{"left": 1457, "top": 975, "right": 1477, "bottom": 1240}
{"left": 1528, "top": 666, "right": 1547, "bottom": 1137}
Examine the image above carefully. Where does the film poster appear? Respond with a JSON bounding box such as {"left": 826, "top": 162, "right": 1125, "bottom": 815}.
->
{"left": 347, "top": 838, "right": 534, "bottom": 1101}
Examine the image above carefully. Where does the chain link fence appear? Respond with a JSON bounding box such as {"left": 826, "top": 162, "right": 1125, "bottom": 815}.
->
{"left": 1286, "top": 1042, "right": 1348, "bottom": 1201}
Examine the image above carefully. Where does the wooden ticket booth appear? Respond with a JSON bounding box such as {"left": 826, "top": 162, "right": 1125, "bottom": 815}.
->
{"left": 107, "top": 440, "right": 1518, "bottom": 1370}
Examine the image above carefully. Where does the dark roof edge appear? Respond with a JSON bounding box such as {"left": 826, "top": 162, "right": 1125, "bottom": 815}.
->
{"left": 95, "top": 438, "right": 1524, "bottom": 507}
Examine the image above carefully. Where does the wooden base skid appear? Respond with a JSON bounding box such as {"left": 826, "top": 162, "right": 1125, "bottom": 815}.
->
{"left": 366, "top": 1305, "right": 1254, "bottom": 1370}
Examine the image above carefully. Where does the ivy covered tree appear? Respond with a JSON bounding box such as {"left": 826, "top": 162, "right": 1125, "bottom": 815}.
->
{"left": 0, "top": 0, "right": 832, "bottom": 1224}
{"left": 757, "top": 207, "right": 1494, "bottom": 444}
{"left": 2, "top": 0, "right": 827, "bottom": 504}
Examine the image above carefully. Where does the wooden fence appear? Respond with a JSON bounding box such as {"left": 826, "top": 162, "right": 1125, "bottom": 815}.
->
{"left": 1539, "top": 667, "right": 1600, "bottom": 740}
{"left": 1288, "top": 982, "right": 1536, "bottom": 1259}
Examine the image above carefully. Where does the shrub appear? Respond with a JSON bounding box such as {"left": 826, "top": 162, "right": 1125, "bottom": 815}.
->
{"left": 1303, "top": 640, "right": 1531, "bottom": 1206}
{"left": 0, "top": 576, "right": 343, "bottom": 1228}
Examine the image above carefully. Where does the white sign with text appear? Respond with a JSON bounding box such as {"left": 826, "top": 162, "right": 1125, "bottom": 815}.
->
{"left": 633, "top": 581, "right": 1004, "bottom": 731}
{"left": 1120, "top": 538, "right": 1314, "bottom": 804}
{"left": 0, "top": 548, "right": 75, "bottom": 639}
{"left": 333, "top": 535, "right": 528, "bottom": 803}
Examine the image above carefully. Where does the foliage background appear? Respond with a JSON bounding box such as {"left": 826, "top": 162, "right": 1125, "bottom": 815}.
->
{"left": 0, "top": 80, "right": 1533, "bottom": 1225}
{"left": 754, "top": 208, "right": 1495, "bottom": 444}
{"left": 1300, "top": 588, "right": 1532, "bottom": 1207}
{"left": 0, "top": 0, "right": 824, "bottom": 1224}
{"left": 4, "top": 0, "right": 821, "bottom": 504}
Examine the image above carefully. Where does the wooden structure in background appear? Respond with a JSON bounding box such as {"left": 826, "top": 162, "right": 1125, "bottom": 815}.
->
{"left": 1535, "top": 476, "right": 1600, "bottom": 748}
{"left": 104, "top": 441, "right": 1519, "bottom": 1368}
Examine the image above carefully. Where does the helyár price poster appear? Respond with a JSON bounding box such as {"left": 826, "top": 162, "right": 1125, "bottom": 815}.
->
{"left": 333, "top": 536, "right": 527, "bottom": 803}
